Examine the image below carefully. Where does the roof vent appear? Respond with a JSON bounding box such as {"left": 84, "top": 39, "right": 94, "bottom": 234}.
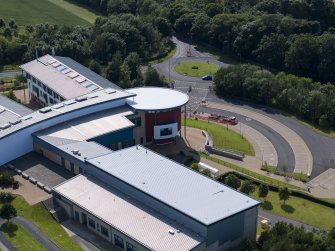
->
{"left": 72, "top": 150, "right": 79, "bottom": 155}
{"left": 0, "top": 123, "right": 11, "bottom": 130}
{"left": 21, "top": 115, "right": 32, "bottom": 121}
{"left": 168, "top": 229, "right": 175, "bottom": 235}
{"left": 0, "top": 108, "right": 5, "bottom": 113}
{"left": 52, "top": 103, "right": 64, "bottom": 109}
{"left": 75, "top": 96, "right": 88, "bottom": 102}
{"left": 9, "top": 120, "right": 22, "bottom": 125}
{"left": 86, "top": 93, "right": 98, "bottom": 99}
{"left": 63, "top": 99, "right": 77, "bottom": 106}
{"left": 39, "top": 107, "right": 52, "bottom": 114}
{"left": 105, "top": 88, "right": 116, "bottom": 94}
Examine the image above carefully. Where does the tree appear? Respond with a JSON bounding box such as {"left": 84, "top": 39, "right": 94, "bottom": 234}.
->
{"left": 240, "top": 180, "right": 255, "bottom": 195}
{"left": 224, "top": 174, "right": 241, "bottom": 189}
{"left": 89, "top": 60, "right": 102, "bottom": 75}
{"left": 279, "top": 187, "right": 290, "bottom": 204}
{"left": 258, "top": 184, "right": 269, "bottom": 201}
{"left": 0, "top": 19, "right": 5, "bottom": 28}
{"left": 119, "top": 62, "right": 132, "bottom": 89}
{"left": 0, "top": 204, "right": 17, "bottom": 222}
{"left": 106, "top": 52, "right": 122, "bottom": 82}
{"left": 143, "top": 66, "right": 165, "bottom": 87}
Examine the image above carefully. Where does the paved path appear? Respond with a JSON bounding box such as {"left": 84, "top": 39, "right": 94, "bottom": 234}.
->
{"left": 0, "top": 71, "right": 21, "bottom": 78}
{"left": 13, "top": 217, "right": 61, "bottom": 251}
{"left": 0, "top": 232, "right": 17, "bottom": 251}
{"left": 258, "top": 209, "right": 316, "bottom": 231}
{"left": 206, "top": 101, "right": 313, "bottom": 176}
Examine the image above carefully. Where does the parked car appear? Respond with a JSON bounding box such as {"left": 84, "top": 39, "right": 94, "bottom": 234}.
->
{"left": 202, "top": 75, "right": 213, "bottom": 80}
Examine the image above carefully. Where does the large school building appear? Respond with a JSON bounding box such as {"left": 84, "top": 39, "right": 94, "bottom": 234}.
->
{"left": 0, "top": 56, "right": 259, "bottom": 251}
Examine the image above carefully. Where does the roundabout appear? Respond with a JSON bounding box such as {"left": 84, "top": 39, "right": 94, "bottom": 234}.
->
{"left": 173, "top": 61, "right": 219, "bottom": 77}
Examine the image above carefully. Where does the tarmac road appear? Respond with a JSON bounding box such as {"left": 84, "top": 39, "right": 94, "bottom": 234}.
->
{"left": 156, "top": 36, "right": 335, "bottom": 179}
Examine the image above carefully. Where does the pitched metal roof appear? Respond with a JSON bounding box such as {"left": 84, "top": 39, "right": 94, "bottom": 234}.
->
{"left": 54, "top": 175, "right": 204, "bottom": 251}
{"left": 55, "top": 56, "right": 121, "bottom": 90}
{"left": 87, "top": 145, "right": 260, "bottom": 226}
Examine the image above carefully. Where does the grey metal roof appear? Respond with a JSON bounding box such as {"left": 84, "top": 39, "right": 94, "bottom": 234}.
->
{"left": 0, "top": 89, "right": 135, "bottom": 139}
{"left": 36, "top": 135, "right": 81, "bottom": 147}
{"left": 54, "top": 175, "right": 204, "bottom": 251}
{"left": 56, "top": 141, "right": 112, "bottom": 162}
{"left": 0, "top": 94, "right": 33, "bottom": 116}
{"left": 87, "top": 146, "right": 260, "bottom": 226}
{"left": 55, "top": 56, "right": 121, "bottom": 90}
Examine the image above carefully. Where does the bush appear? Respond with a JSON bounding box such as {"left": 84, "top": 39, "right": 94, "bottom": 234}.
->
{"left": 202, "top": 169, "right": 212, "bottom": 177}
{"left": 190, "top": 163, "right": 199, "bottom": 171}
{"left": 12, "top": 181, "right": 19, "bottom": 190}
{"left": 240, "top": 180, "right": 255, "bottom": 195}
{"left": 224, "top": 173, "right": 241, "bottom": 189}
{"left": 0, "top": 172, "right": 14, "bottom": 187}
{"left": 0, "top": 192, "right": 14, "bottom": 203}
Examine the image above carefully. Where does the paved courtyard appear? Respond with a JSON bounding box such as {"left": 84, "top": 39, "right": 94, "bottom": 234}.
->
{"left": 10, "top": 152, "right": 74, "bottom": 188}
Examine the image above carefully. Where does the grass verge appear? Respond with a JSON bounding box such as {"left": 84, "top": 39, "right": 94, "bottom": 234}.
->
{"left": 0, "top": 0, "right": 90, "bottom": 26}
{"left": 1, "top": 222, "right": 47, "bottom": 251}
{"left": 201, "top": 153, "right": 303, "bottom": 190}
{"left": 174, "top": 61, "right": 219, "bottom": 77}
{"left": 12, "top": 197, "right": 83, "bottom": 251}
{"left": 252, "top": 190, "right": 335, "bottom": 230}
{"left": 184, "top": 118, "right": 255, "bottom": 156}
{"left": 148, "top": 46, "right": 177, "bottom": 65}
{"left": 261, "top": 165, "right": 309, "bottom": 182}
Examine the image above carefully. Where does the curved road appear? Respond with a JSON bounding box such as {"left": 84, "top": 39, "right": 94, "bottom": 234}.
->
{"left": 155, "top": 36, "right": 335, "bottom": 179}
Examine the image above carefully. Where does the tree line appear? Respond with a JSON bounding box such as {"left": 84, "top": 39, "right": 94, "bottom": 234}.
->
{"left": 163, "top": 0, "right": 335, "bottom": 84}
{"left": 0, "top": 9, "right": 171, "bottom": 88}
{"left": 214, "top": 64, "right": 335, "bottom": 128}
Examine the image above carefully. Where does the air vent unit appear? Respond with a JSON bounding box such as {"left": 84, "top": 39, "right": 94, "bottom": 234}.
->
{"left": 39, "top": 107, "right": 52, "bottom": 114}
{"left": 0, "top": 123, "right": 11, "bottom": 130}
{"left": 75, "top": 96, "right": 88, "bottom": 102}
{"left": 9, "top": 120, "right": 22, "bottom": 125}
{"left": 52, "top": 103, "right": 64, "bottom": 109}
{"left": 105, "top": 88, "right": 116, "bottom": 94}
{"left": 21, "top": 115, "right": 32, "bottom": 121}
{"left": 63, "top": 99, "right": 77, "bottom": 105}
{"left": 86, "top": 93, "right": 98, "bottom": 99}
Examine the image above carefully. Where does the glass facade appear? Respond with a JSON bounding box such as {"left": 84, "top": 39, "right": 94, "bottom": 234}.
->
{"left": 114, "top": 234, "right": 124, "bottom": 249}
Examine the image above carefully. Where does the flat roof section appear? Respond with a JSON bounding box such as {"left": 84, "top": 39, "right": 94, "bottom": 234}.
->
{"left": 53, "top": 175, "right": 204, "bottom": 251}
{"left": 0, "top": 94, "right": 33, "bottom": 117}
{"left": 87, "top": 146, "right": 260, "bottom": 226}
{"left": 36, "top": 106, "right": 134, "bottom": 142}
{"left": 127, "top": 87, "right": 189, "bottom": 111}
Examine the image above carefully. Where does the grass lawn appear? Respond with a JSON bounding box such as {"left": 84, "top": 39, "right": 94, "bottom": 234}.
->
{"left": 251, "top": 190, "right": 335, "bottom": 230}
{"left": 184, "top": 118, "right": 255, "bottom": 156}
{"left": 202, "top": 153, "right": 304, "bottom": 190}
{"left": 47, "top": 0, "right": 97, "bottom": 24}
{"left": 0, "top": 0, "right": 90, "bottom": 26}
{"left": 12, "top": 197, "right": 83, "bottom": 251}
{"left": 174, "top": 61, "right": 219, "bottom": 77}
{"left": 1, "top": 222, "right": 47, "bottom": 251}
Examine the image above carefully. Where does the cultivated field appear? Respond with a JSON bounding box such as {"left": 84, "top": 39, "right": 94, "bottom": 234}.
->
{"left": 0, "top": 0, "right": 91, "bottom": 26}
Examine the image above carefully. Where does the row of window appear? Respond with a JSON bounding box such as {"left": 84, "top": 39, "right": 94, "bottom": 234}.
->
{"left": 27, "top": 74, "right": 64, "bottom": 103}
{"left": 84, "top": 215, "right": 137, "bottom": 251}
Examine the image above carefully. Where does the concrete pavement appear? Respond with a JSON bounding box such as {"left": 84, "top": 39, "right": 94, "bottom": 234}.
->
{"left": 206, "top": 101, "right": 313, "bottom": 176}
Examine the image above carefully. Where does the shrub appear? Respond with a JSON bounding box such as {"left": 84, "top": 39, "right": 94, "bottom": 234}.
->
{"left": 0, "top": 192, "right": 14, "bottom": 203}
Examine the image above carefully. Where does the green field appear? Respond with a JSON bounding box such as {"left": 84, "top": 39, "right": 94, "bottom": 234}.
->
{"left": 251, "top": 190, "right": 335, "bottom": 230}
{"left": 13, "top": 197, "right": 83, "bottom": 251}
{"left": 1, "top": 222, "right": 47, "bottom": 251}
{"left": 174, "top": 61, "right": 220, "bottom": 77}
{"left": 0, "top": 0, "right": 90, "bottom": 26}
{"left": 184, "top": 118, "right": 255, "bottom": 156}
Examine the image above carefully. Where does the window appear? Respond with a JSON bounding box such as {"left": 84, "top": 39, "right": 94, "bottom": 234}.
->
{"left": 47, "top": 87, "right": 53, "bottom": 96}
{"left": 43, "top": 84, "right": 47, "bottom": 91}
{"left": 101, "top": 226, "right": 109, "bottom": 237}
{"left": 126, "top": 242, "right": 137, "bottom": 251}
{"left": 32, "top": 77, "right": 36, "bottom": 83}
{"left": 130, "top": 117, "right": 141, "bottom": 127}
{"left": 114, "top": 234, "right": 124, "bottom": 249}
{"left": 160, "top": 127, "right": 173, "bottom": 136}
{"left": 37, "top": 80, "right": 42, "bottom": 87}
{"left": 74, "top": 211, "right": 79, "bottom": 222}
{"left": 88, "top": 218, "right": 95, "bottom": 229}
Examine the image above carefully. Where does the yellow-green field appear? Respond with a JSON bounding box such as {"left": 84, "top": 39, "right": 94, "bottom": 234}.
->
{"left": 174, "top": 61, "right": 219, "bottom": 77}
{"left": 0, "top": 0, "right": 92, "bottom": 26}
